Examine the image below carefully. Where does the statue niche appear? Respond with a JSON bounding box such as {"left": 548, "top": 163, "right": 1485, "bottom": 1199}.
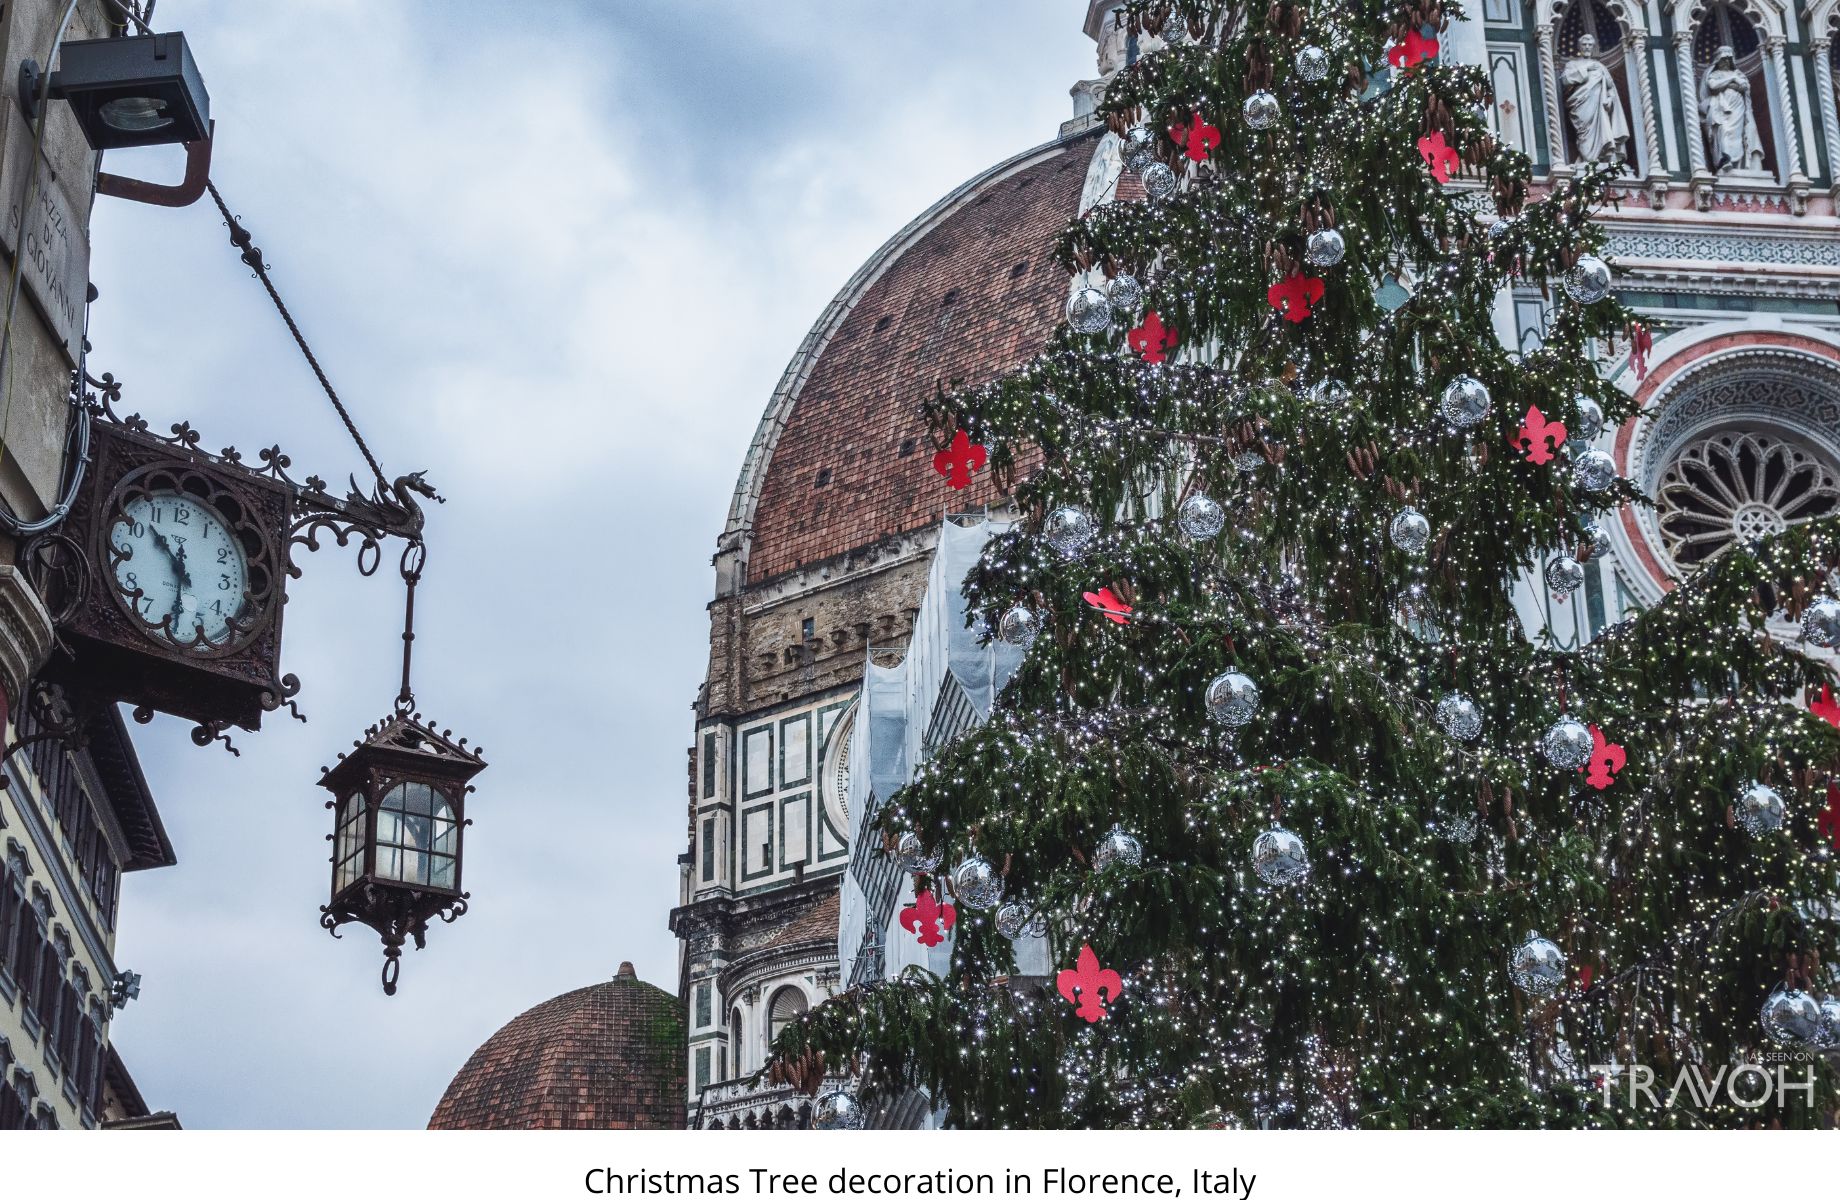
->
{"left": 1557, "top": 2, "right": 1637, "bottom": 170}
{"left": 1693, "top": 5, "right": 1773, "bottom": 177}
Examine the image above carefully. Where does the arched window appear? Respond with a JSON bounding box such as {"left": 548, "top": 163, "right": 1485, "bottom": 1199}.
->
{"left": 373, "top": 781, "right": 459, "bottom": 890}
{"left": 728, "top": 1007, "right": 745, "bottom": 1076}
{"left": 1692, "top": 3, "right": 1776, "bottom": 176}
{"left": 1634, "top": 353, "right": 1840, "bottom": 582}
{"left": 767, "top": 986, "right": 808, "bottom": 1045}
{"left": 1657, "top": 431, "right": 1840, "bottom": 566}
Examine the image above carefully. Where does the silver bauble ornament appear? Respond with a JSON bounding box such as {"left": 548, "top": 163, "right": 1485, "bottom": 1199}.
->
{"left": 951, "top": 856, "right": 1003, "bottom": 909}
{"left": 1436, "top": 691, "right": 1484, "bottom": 742}
{"left": 1761, "top": 988, "right": 1823, "bottom": 1046}
{"left": 1817, "top": 996, "right": 1840, "bottom": 1048}
{"left": 1106, "top": 273, "right": 1144, "bottom": 313}
{"left": 997, "top": 605, "right": 1041, "bottom": 649}
{"left": 1141, "top": 161, "right": 1178, "bottom": 201}
{"left": 1389, "top": 506, "right": 1432, "bottom": 555}
{"left": 1540, "top": 716, "right": 1595, "bottom": 770}
{"left": 1563, "top": 254, "right": 1612, "bottom": 304}
{"left": 1251, "top": 825, "right": 1310, "bottom": 887}
{"left": 1120, "top": 124, "right": 1156, "bottom": 172}
{"left": 1573, "top": 393, "right": 1606, "bottom": 442}
{"left": 1295, "top": 44, "right": 1331, "bottom": 81}
{"left": 1578, "top": 515, "right": 1607, "bottom": 557}
{"left": 1093, "top": 824, "right": 1143, "bottom": 872}
{"left": 1068, "top": 286, "right": 1113, "bottom": 334}
{"left": 1043, "top": 505, "right": 1097, "bottom": 558}
{"left": 1205, "top": 670, "right": 1259, "bottom": 727}
{"left": 1572, "top": 448, "right": 1618, "bottom": 494}
{"left": 1487, "top": 217, "right": 1513, "bottom": 241}
{"left": 1734, "top": 781, "right": 1785, "bottom": 836}
{"left": 1242, "top": 90, "right": 1279, "bottom": 130}
{"left": 1307, "top": 377, "right": 1351, "bottom": 409}
{"left": 1177, "top": 493, "right": 1226, "bottom": 540}
{"left": 1231, "top": 448, "right": 1265, "bottom": 473}
{"left": 1439, "top": 374, "right": 1492, "bottom": 431}
{"left": 1304, "top": 227, "right": 1345, "bottom": 268}
{"left": 1545, "top": 554, "right": 1586, "bottom": 599}
{"left": 895, "top": 832, "right": 941, "bottom": 873}
{"left": 1508, "top": 930, "right": 1566, "bottom": 997}
{"left": 812, "top": 1090, "right": 865, "bottom": 1130}
{"left": 1801, "top": 596, "right": 1840, "bottom": 647}
{"left": 995, "top": 902, "right": 1049, "bottom": 940}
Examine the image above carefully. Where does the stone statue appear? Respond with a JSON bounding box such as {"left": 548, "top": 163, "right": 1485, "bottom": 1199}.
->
{"left": 1698, "top": 46, "right": 1766, "bottom": 174}
{"left": 1095, "top": 12, "right": 1130, "bottom": 76}
{"left": 1559, "top": 34, "right": 1631, "bottom": 166}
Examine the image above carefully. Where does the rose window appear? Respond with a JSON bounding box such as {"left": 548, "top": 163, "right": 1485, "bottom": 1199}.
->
{"left": 1655, "top": 430, "right": 1840, "bottom": 567}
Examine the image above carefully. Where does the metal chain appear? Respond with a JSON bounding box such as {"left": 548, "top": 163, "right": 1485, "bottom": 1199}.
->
{"left": 205, "top": 180, "right": 390, "bottom": 490}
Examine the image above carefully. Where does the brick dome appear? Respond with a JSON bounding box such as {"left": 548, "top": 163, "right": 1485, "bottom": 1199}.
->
{"left": 725, "top": 130, "right": 1098, "bottom": 586}
{"left": 427, "top": 963, "right": 684, "bottom": 1129}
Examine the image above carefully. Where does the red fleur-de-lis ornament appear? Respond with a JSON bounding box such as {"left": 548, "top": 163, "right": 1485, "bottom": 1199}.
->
{"left": 1387, "top": 28, "right": 1440, "bottom": 71}
{"left": 899, "top": 889, "right": 957, "bottom": 947}
{"left": 1267, "top": 272, "right": 1324, "bottom": 323}
{"left": 1818, "top": 782, "right": 1840, "bottom": 853}
{"left": 1578, "top": 965, "right": 1595, "bottom": 990}
{"left": 1582, "top": 724, "right": 1626, "bottom": 790}
{"left": 1083, "top": 587, "right": 1133, "bottom": 624}
{"left": 1628, "top": 321, "right": 1653, "bottom": 381}
{"left": 1513, "top": 405, "right": 1568, "bottom": 465}
{"left": 932, "top": 429, "right": 987, "bottom": 490}
{"left": 1809, "top": 683, "right": 1838, "bottom": 728}
{"left": 1170, "top": 111, "right": 1221, "bottom": 162}
{"left": 1127, "top": 310, "right": 1179, "bottom": 364}
{"left": 1057, "top": 943, "right": 1123, "bottom": 1023}
{"left": 1417, "top": 131, "right": 1460, "bottom": 183}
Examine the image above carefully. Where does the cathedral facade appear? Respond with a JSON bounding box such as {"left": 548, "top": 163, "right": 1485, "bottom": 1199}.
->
{"left": 672, "top": 0, "right": 1840, "bottom": 1128}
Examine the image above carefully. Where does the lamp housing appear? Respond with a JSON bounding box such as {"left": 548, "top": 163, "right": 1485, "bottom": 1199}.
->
{"left": 20, "top": 31, "right": 209, "bottom": 149}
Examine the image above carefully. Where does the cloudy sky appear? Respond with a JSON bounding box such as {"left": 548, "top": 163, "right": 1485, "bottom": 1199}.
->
{"left": 85, "top": 1, "right": 1091, "bottom": 1128}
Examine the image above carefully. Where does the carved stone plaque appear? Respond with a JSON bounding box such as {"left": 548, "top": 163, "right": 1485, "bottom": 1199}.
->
{"left": 0, "top": 108, "right": 89, "bottom": 363}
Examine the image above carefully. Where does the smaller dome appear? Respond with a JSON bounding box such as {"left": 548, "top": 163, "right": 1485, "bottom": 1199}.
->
{"left": 428, "top": 962, "right": 684, "bottom": 1129}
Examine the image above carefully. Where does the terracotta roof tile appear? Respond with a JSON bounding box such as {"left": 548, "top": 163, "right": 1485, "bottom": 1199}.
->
{"left": 427, "top": 965, "right": 684, "bottom": 1130}
{"left": 747, "top": 138, "right": 1090, "bottom": 583}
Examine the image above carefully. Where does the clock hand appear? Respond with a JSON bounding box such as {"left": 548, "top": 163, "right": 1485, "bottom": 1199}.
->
{"left": 148, "top": 526, "right": 195, "bottom": 633}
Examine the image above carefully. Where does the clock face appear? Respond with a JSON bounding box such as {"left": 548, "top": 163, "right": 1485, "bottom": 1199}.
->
{"left": 109, "top": 489, "right": 253, "bottom": 651}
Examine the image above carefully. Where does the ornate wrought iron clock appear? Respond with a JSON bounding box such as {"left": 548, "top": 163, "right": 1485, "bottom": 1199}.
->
{"left": 54, "top": 414, "right": 295, "bottom": 730}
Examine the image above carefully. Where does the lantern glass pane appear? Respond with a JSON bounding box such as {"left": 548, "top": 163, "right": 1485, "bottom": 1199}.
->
{"left": 333, "top": 794, "right": 367, "bottom": 894}
{"left": 373, "top": 781, "right": 459, "bottom": 889}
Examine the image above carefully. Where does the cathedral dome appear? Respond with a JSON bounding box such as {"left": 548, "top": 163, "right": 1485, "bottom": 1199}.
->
{"left": 427, "top": 963, "right": 684, "bottom": 1129}
{"left": 723, "top": 129, "right": 1100, "bottom": 588}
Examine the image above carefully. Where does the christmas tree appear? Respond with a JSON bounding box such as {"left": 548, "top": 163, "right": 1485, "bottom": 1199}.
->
{"left": 771, "top": 0, "right": 1840, "bottom": 1128}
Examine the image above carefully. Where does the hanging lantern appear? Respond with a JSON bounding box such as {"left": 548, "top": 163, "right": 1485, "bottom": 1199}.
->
{"left": 317, "top": 541, "right": 487, "bottom": 994}
{"left": 318, "top": 708, "right": 487, "bottom": 994}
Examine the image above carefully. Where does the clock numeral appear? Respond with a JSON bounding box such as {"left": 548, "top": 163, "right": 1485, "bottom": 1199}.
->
{"left": 123, "top": 571, "right": 139, "bottom": 590}
{"left": 217, "top": 547, "right": 231, "bottom": 564}
{"left": 218, "top": 575, "right": 235, "bottom": 591}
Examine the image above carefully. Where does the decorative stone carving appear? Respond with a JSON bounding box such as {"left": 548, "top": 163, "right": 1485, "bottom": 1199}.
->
{"left": 1561, "top": 35, "right": 1631, "bottom": 164}
{"left": 1698, "top": 46, "right": 1767, "bottom": 175}
{"left": 1657, "top": 431, "right": 1840, "bottom": 565}
{"left": 0, "top": 564, "right": 55, "bottom": 723}
{"left": 1634, "top": 353, "right": 1840, "bottom": 576}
